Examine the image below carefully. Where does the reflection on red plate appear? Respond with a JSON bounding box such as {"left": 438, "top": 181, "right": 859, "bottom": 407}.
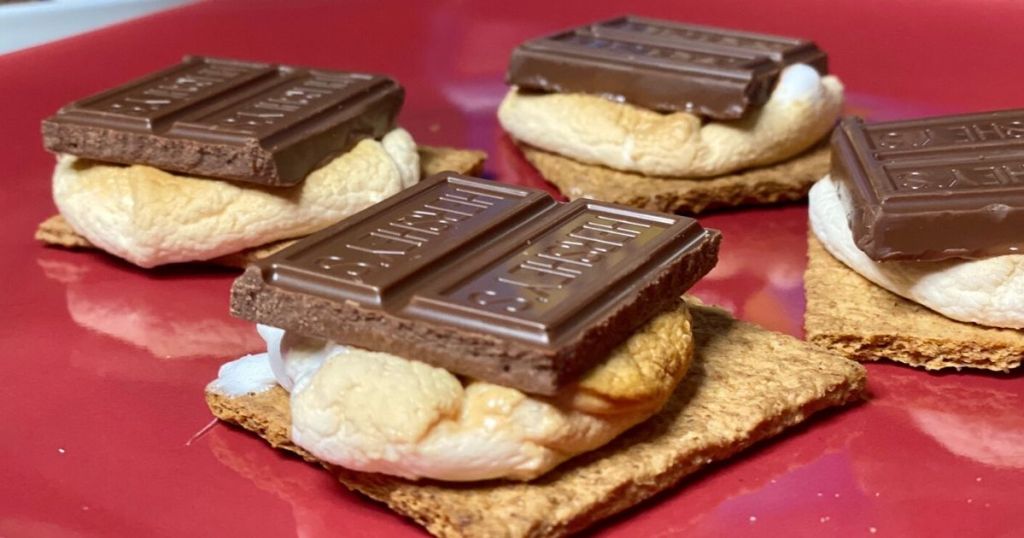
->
{"left": 696, "top": 205, "right": 810, "bottom": 333}
{"left": 4, "top": 1, "right": 1024, "bottom": 536}
{"left": 207, "top": 426, "right": 424, "bottom": 538}
{"left": 593, "top": 407, "right": 866, "bottom": 537}
{"left": 846, "top": 366, "right": 1024, "bottom": 538}
{"left": 37, "top": 254, "right": 263, "bottom": 362}
{"left": 870, "top": 367, "right": 1024, "bottom": 470}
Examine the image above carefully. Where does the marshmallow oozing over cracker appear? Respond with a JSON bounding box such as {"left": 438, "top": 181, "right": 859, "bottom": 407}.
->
{"left": 809, "top": 176, "right": 1024, "bottom": 329}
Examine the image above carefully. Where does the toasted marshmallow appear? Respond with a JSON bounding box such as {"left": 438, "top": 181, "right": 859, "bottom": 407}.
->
{"left": 498, "top": 64, "right": 843, "bottom": 177}
{"left": 53, "top": 128, "right": 419, "bottom": 268}
{"left": 210, "top": 303, "right": 693, "bottom": 482}
{"left": 809, "top": 176, "right": 1024, "bottom": 328}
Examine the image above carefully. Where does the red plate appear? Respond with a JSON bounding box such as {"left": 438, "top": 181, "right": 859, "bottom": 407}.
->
{"left": 2, "top": 1, "right": 1022, "bottom": 536}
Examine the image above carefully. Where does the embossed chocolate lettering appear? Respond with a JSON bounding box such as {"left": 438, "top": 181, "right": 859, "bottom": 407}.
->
{"left": 558, "top": 33, "right": 751, "bottom": 68}
{"left": 605, "top": 19, "right": 793, "bottom": 53}
{"left": 498, "top": 265, "right": 575, "bottom": 306}
{"left": 569, "top": 215, "right": 648, "bottom": 245}
{"left": 868, "top": 115, "right": 1024, "bottom": 153}
{"left": 424, "top": 187, "right": 501, "bottom": 215}
{"left": 312, "top": 233, "right": 417, "bottom": 282}
{"left": 891, "top": 159, "right": 1024, "bottom": 191}
{"left": 466, "top": 289, "right": 530, "bottom": 313}
{"left": 267, "top": 176, "right": 551, "bottom": 299}
{"left": 206, "top": 74, "right": 365, "bottom": 132}
{"left": 449, "top": 211, "right": 658, "bottom": 317}
{"left": 310, "top": 186, "right": 508, "bottom": 282}
{"left": 537, "top": 239, "right": 608, "bottom": 265}
{"left": 314, "top": 256, "right": 378, "bottom": 281}
{"left": 873, "top": 129, "right": 933, "bottom": 150}
{"left": 98, "top": 61, "right": 259, "bottom": 116}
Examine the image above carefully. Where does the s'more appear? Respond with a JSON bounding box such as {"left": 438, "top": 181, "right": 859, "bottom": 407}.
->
{"left": 806, "top": 110, "right": 1024, "bottom": 371}
{"left": 497, "top": 16, "right": 844, "bottom": 213}
{"left": 206, "top": 172, "right": 865, "bottom": 537}
{"left": 35, "top": 56, "right": 485, "bottom": 268}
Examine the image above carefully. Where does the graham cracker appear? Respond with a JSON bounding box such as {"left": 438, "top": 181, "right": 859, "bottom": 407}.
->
{"left": 416, "top": 145, "right": 486, "bottom": 177}
{"left": 520, "top": 141, "right": 829, "bottom": 214}
{"left": 34, "top": 145, "right": 487, "bottom": 268}
{"left": 35, "top": 214, "right": 93, "bottom": 249}
{"left": 206, "top": 302, "right": 866, "bottom": 538}
{"left": 805, "top": 235, "right": 1024, "bottom": 372}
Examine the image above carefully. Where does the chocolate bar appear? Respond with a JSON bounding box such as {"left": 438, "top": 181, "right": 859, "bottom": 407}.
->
{"left": 231, "top": 172, "right": 720, "bottom": 395}
{"left": 833, "top": 111, "right": 1024, "bottom": 261}
{"left": 507, "top": 16, "right": 827, "bottom": 120}
{"left": 42, "top": 56, "right": 402, "bottom": 186}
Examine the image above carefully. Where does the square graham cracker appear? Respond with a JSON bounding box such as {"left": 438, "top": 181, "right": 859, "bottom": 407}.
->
{"left": 206, "top": 302, "right": 866, "bottom": 538}
{"left": 518, "top": 141, "right": 829, "bottom": 214}
{"left": 34, "top": 145, "right": 487, "bottom": 268}
{"left": 805, "top": 235, "right": 1024, "bottom": 372}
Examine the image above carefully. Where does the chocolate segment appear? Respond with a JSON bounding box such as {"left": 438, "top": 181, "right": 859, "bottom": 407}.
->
{"left": 833, "top": 111, "right": 1024, "bottom": 261}
{"left": 42, "top": 56, "right": 402, "bottom": 186}
{"left": 231, "top": 172, "right": 721, "bottom": 395}
{"left": 507, "top": 16, "right": 827, "bottom": 119}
